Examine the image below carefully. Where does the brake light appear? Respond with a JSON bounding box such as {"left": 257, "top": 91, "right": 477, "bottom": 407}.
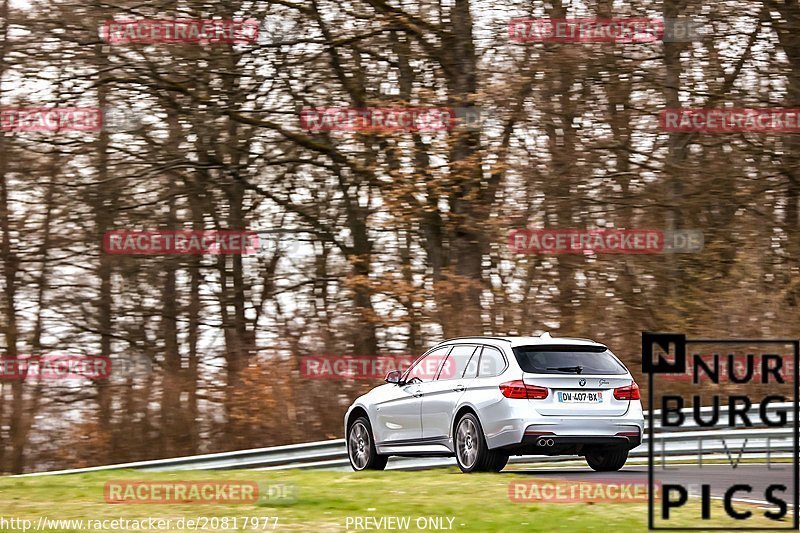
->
{"left": 613, "top": 382, "right": 640, "bottom": 400}
{"left": 500, "top": 380, "right": 549, "bottom": 399}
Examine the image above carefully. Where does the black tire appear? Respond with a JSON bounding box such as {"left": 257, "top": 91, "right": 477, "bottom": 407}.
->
{"left": 585, "top": 446, "right": 628, "bottom": 472}
{"left": 489, "top": 452, "right": 510, "bottom": 472}
{"left": 347, "top": 416, "right": 388, "bottom": 471}
{"left": 454, "top": 412, "right": 506, "bottom": 473}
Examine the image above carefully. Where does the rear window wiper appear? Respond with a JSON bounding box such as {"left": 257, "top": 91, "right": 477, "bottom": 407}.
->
{"left": 546, "top": 365, "right": 584, "bottom": 374}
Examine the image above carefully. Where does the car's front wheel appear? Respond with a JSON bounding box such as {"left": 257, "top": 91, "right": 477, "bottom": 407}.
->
{"left": 454, "top": 413, "right": 507, "bottom": 473}
{"left": 585, "top": 446, "right": 628, "bottom": 472}
{"left": 347, "top": 416, "right": 388, "bottom": 471}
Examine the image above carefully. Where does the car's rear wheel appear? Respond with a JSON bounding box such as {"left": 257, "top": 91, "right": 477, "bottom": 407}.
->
{"left": 348, "top": 416, "right": 388, "bottom": 471}
{"left": 585, "top": 446, "right": 628, "bottom": 472}
{"left": 454, "top": 412, "right": 506, "bottom": 473}
{"left": 489, "top": 452, "right": 510, "bottom": 472}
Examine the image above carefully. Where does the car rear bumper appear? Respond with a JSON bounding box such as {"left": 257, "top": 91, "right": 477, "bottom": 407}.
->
{"left": 480, "top": 399, "right": 644, "bottom": 452}
{"left": 520, "top": 433, "right": 641, "bottom": 449}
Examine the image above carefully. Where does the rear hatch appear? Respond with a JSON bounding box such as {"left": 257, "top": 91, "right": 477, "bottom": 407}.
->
{"left": 515, "top": 345, "right": 634, "bottom": 416}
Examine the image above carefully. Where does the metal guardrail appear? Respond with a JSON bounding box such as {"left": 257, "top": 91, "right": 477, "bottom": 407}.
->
{"left": 15, "top": 403, "right": 795, "bottom": 476}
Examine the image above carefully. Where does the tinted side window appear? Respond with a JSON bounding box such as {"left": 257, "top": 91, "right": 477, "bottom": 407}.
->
{"left": 436, "top": 345, "right": 478, "bottom": 381}
{"left": 406, "top": 346, "right": 451, "bottom": 382}
{"left": 478, "top": 346, "right": 505, "bottom": 377}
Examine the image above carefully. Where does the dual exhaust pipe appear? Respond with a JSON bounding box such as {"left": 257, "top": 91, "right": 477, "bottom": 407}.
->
{"left": 536, "top": 438, "right": 555, "bottom": 447}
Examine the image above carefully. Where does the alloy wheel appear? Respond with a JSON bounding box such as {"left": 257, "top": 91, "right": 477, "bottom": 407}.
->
{"left": 456, "top": 417, "right": 478, "bottom": 469}
{"left": 348, "top": 421, "right": 371, "bottom": 470}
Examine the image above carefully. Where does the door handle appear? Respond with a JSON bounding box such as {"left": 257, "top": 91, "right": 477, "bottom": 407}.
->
{"left": 412, "top": 390, "right": 423, "bottom": 398}
{"left": 453, "top": 384, "right": 466, "bottom": 392}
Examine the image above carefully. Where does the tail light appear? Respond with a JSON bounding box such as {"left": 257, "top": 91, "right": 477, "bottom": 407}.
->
{"left": 613, "top": 382, "right": 640, "bottom": 400}
{"left": 500, "top": 380, "right": 549, "bottom": 399}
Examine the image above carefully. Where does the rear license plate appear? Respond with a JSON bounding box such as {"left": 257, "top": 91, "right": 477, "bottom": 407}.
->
{"left": 557, "top": 391, "right": 603, "bottom": 403}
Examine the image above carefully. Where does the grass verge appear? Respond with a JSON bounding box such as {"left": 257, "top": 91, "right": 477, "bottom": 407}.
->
{"left": 0, "top": 467, "right": 790, "bottom": 532}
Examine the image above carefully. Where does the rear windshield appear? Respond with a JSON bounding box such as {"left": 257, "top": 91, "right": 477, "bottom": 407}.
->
{"left": 513, "top": 345, "right": 627, "bottom": 375}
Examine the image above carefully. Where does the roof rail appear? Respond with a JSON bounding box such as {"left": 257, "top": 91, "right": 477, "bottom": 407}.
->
{"left": 436, "top": 336, "right": 512, "bottom": 343}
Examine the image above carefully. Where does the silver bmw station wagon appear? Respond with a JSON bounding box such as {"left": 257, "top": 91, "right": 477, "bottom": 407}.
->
{"left": 344, "top": 333, "right": 644, "bottom": 473}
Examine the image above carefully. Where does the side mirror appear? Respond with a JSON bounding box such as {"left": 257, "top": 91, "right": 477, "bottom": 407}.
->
{"left": 385, "top": 370, "right": 402, "bottom": 384}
